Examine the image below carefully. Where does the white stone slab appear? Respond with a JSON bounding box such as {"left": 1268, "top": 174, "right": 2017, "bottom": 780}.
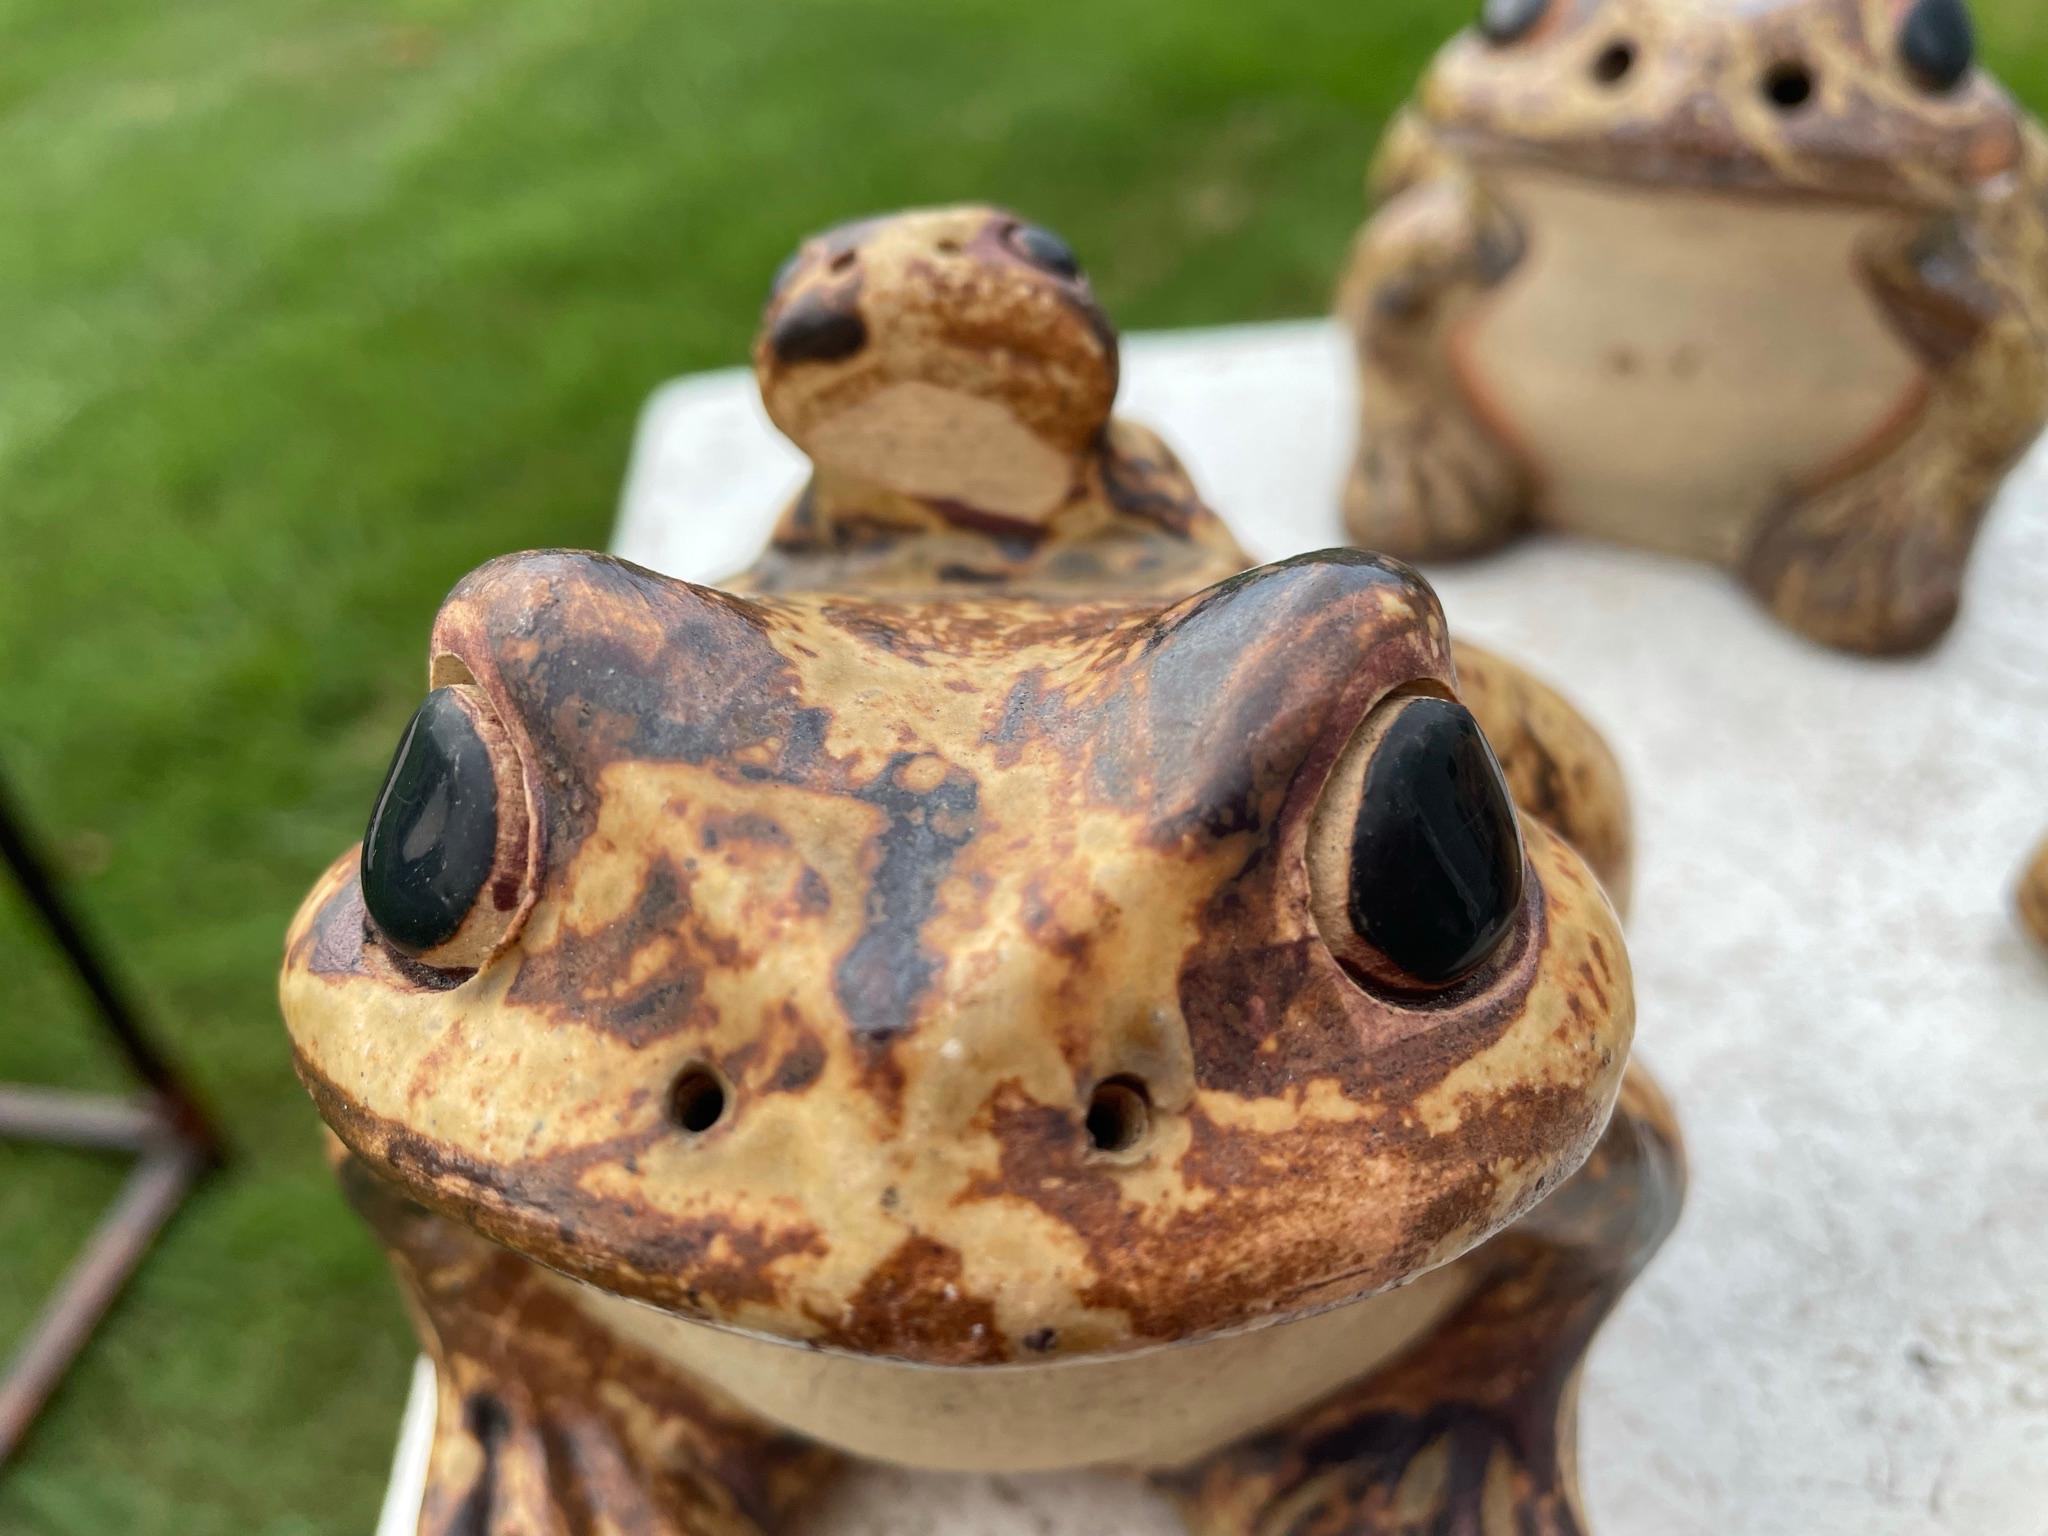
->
{"left": 384, "top": 321, "right": 2048, "bottom": 1536}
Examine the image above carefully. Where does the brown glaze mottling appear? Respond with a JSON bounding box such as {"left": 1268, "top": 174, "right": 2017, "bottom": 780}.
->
{"left": 1340, "top": 0, "right": 2048, "bottom": 654}
{"left": 335, "top": 1139, "right": 836, "bottom": 1536}
{"left": 1159, "top": 1067, "right": 1684, "bottom": 1536}
{"left": 280, "top": 207, "right": 1677, "bottom": 1533}
{"left": 284, "top": 542, "right": 1628, "bottom": 1354}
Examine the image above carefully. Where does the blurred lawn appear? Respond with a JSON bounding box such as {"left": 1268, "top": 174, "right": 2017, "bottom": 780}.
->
{"left": 0, "top": 0, "right": 2042, "bottom": 1531}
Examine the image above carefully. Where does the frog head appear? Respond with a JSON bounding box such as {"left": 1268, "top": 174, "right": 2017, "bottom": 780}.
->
{"left": 1423, "top": 0, "right": 2026, "bottom": 206}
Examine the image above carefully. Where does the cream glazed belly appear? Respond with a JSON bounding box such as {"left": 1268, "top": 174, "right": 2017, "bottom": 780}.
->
{"left": 556, "top": 1260, "right": 1477, "bottom": 1473}
{"left": 1450, "top": 168, "right": 1929, "bottom": 562}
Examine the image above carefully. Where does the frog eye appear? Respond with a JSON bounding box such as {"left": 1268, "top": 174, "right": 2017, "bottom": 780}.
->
{"left": 361, "top": 686, "right": 532, "bottom": 971}
{"left": 1308, "top": 694, "right": 1525, "bottom": 991}
{"left": 1004, "top": 221, "right": 1084, "bottom": 280}
{"left": 1900, "top": 0, "right": 1974, "bottom": 93}
{"left": 1479, "top": 0, "right": 1551, "bottom": 45}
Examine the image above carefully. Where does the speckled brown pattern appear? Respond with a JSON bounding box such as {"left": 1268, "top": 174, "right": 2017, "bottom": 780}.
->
{"left": 1157, "top": 1066, "right": 1683, "bottom": 1536}
{"left": 334, "top": 1138, "right": 836, "bottom": 1536}
{"left": 1339, "top": 0, "right": 2048, "bottom": 654}
{"left": 281, "top": 207, "right": 1677, "bottom": 1533}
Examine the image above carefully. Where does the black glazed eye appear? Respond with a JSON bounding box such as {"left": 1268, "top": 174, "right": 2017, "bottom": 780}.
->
{"left": 767, "top": 291, "right": 869, "bottom": 365}
{"left": 1480, "top": 0, "right": 1551, "bottom": 45}
{"left": 1309, "top": 695, "right": 1525, "bottom": 990}
{"left": 1006, "top": 222, "right": 1083, "bottom": 280}
{"left": 1900, "top": 0, "right": 1974, "bottom": 93}
{"left": 362, "top": 686, "right": 527, "bottom": 966}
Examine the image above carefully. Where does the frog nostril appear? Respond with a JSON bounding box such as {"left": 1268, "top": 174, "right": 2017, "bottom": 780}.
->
{"left": 669, "top": 1064, "right": 729, "bottom": 1135}
{"left": 1764, "top": 61, "right": 1816, "bottom": 111}
{"left": 1592, "top": 40, "right": 1637, "bottom": 86}
{"left": 1085, "top": 1077, "right": 1150, "bottom": 1155}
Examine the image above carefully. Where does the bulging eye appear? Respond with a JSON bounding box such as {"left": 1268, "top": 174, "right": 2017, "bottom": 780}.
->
{"left": 1005, "top": 221, "right": 1084, "bottom": 280}
{"left": 1900, "top": 0, "right": 1974, "bottom": 92}
{"left": 1480, "top": 0, "right": 1552, "bottom": 45}
{"left": 361, "top": 685, "right": 531, "bottom": 970}
{"left": 1309, "top": 694, "right": 1525, "bottom": 991}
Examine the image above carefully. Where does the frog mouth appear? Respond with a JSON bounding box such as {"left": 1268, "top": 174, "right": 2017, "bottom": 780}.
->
{"left": 1433, "top": 112, "right": 2005, "bottom": 213}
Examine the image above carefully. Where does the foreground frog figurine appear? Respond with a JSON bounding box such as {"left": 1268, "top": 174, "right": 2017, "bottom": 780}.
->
{"left": 1340, "top": 0, "right": 2048, "bottom": 654}
{"left": 282, "top": 206, "right": 1680, "bottom": 1535}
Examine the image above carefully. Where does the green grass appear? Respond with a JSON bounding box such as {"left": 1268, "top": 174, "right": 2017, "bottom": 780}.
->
{"left": 1, "top": 1, "right": 2043, "bottom": 1530}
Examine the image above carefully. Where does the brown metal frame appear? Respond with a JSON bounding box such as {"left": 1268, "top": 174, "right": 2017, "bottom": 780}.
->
{"left": 0, "top": 772, "right": 225, "bottom": 1466}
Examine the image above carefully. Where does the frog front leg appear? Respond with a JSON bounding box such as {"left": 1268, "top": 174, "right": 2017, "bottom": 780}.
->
{"left": 333, "top": 1146, "right": 838, "bottom": 1536}
{"left": 1741, "top": 216, "right": 2048, "bottom": 654}
{"left": 1338, "top": 139, "right": 1533, "bottom": 562}
{"left": 1157, "top": 1065, "right": 1683, "bottom": 1536}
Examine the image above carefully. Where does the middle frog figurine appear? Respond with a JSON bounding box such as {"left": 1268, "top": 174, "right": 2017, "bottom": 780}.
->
{"left": 1340, "top": 0, "right": 2048, "bottom": 654}
{"left": 282, "top": 206, "right": 1680, "bottom": 1535}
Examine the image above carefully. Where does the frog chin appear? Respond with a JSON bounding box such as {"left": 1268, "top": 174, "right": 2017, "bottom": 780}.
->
{"left": 803, "top": 381, "right": 1076, "bottom": 525}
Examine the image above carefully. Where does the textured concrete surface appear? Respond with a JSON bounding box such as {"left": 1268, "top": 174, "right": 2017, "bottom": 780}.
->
{"left": 383, "top": 320, "right": 2048, "bottom": 1535}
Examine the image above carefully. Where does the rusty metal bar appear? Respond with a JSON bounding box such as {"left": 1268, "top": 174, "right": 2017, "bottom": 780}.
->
{"left": 0, "top": 765, "right": 228, "bottom": 1465}
{"left": 0, "top": 1086, "right": 164, "bottom": 1154}
{"left": 0, "top": 1138, "right": 205, "bottom": 1464}
{"left": 0, "top": 773, "right": 224, "bottom": 1165}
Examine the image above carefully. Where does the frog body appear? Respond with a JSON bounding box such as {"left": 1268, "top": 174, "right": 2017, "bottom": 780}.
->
{"left": 282, "top": 207, "right": 1679, "bottom": 1533}
{"left": 1341, "top": 0, "right": 2048, "bottom": 653}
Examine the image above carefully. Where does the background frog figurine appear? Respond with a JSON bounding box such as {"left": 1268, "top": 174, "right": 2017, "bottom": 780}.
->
{"left": 1339, "top": 0, "right": 2048, "bottom": 654}
{"left": 281, "top": 206, "right": 1681, "bottom": 1535}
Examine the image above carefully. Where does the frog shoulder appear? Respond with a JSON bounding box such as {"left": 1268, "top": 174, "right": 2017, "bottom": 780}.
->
{"left": 1368, "top": 107, "right": 1464, "bottom": 207}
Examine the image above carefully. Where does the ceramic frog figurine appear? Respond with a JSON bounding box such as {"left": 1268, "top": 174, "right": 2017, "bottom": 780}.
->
{"left": 1339, "top": 0, "right": 2048, "bottom": 654}
{"left": 281, "top": 206, "right": 1681, "bottom": 1536}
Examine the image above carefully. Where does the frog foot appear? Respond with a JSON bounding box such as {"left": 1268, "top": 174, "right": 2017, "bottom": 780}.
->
{"left": 1342, "top": 406, "right": 1529, "bottom": 563}
{"left": 1158, "top": 1068, "right": 1683, "bottom": 1536}
{"left": 1741, "top": 467, "right": 1984, "bottom": 655}
{"left": 1167, "top": 1389, "right": 1594, "bottom": 1536}
{"left": 336, "top": 1149, "right": 838, "bottom": 1536}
